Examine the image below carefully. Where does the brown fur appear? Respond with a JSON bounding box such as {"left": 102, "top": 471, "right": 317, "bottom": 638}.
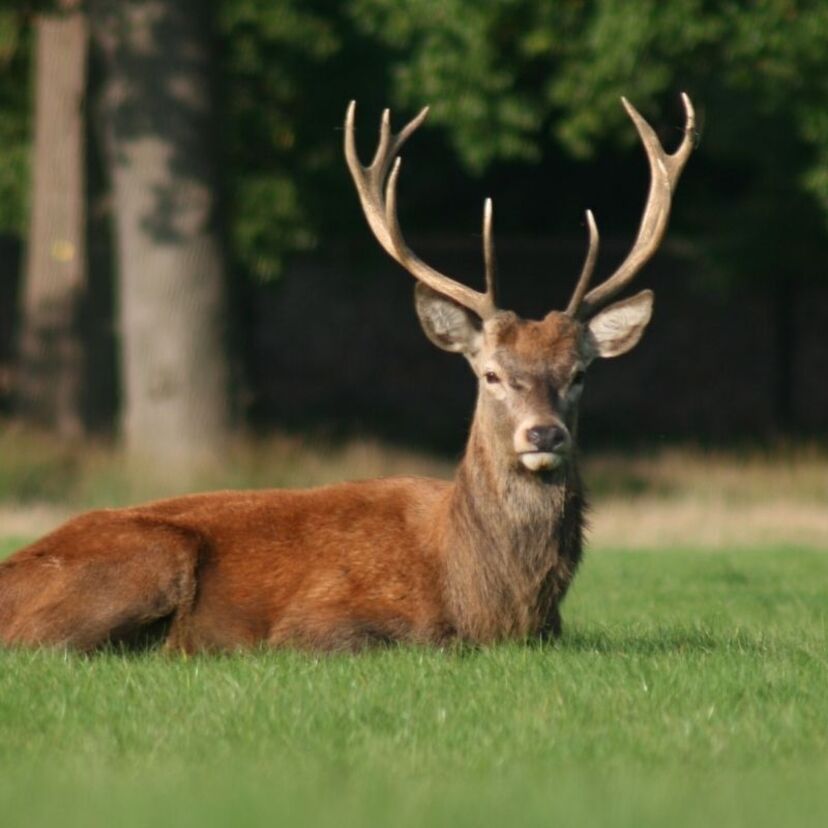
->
{"left": 0, "top": 312, "right": 594, "bottom": 653}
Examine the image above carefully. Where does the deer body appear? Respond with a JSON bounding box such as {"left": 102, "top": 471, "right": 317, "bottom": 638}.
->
{"left": 0, "top": 95, "right": 694, "bottom": 652}
{"left": 0, "top": 452, "right": 582, "bottom": 652}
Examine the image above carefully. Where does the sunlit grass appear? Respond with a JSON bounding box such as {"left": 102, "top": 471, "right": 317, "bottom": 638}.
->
{"left": 1, "top": 542, "right": 826, "bottom": 826}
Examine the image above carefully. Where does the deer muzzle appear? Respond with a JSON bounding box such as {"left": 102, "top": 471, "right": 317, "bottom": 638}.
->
{"left": 514, "top": 422, "right": 571, "bottom": 472}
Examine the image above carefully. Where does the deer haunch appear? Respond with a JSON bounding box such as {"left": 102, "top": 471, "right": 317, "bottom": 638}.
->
{"left": 0, "top": 513, "right": 201, "bottom": 650}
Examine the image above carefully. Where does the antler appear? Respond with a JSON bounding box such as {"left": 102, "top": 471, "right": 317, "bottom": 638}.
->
{"left": 567, "top": 93, "right": 696, "bottom": 319}
{"left": 564, "top": 209, "right": 599, "bottom": 316}
{"left": 345, "top": 101, "right": 498, "bottom": 320}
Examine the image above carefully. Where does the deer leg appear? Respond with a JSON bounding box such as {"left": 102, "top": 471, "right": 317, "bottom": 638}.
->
{"left": 536, "top": 604, "right": 563, "bottom": 642}
{"left": 0, "top": 518, "right": 203, "bottom": 651}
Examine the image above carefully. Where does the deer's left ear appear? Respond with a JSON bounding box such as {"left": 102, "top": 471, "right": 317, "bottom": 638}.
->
{"left": 585, "top": 289, "right": 653, "bottom": 360}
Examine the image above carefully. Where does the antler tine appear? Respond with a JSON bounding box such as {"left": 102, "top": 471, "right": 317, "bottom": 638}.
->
{"left": 483, "top": 198, "right": 496, "bottom": 302}
{"left": 576, "top": 93, "right": 696, "bottom": 319}
{"left": 565, "top": 209, "right": 599, "bottom": 316}
{"left": 344, "top": 101, "right": 498, "bottom": 320}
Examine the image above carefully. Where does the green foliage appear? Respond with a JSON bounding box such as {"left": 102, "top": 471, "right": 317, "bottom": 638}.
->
{"left": 2, "top": 1, "right": 827, "bottom": 279}
{"left": 351, "top": 0, "right": 547, "bottom": 171}
{"left": 212, "top": 0, "right": 828, "bottom": 287}
{"left": 350, "top": 0, "right": 828, "bottom": 277}
{"left": 350, "top": 1, "right": 828, "bottom": 173}
{"left": 0, "top": 545, "right": 827, "bottom": 826}
{"left": 720, "top": 1, "right": 828, "bottom": 214}
{"left": 216, "top": 0, "right": 395, "bottom": 280}
{"left": 216, "top": 0, "right": 342, "bottom": 279}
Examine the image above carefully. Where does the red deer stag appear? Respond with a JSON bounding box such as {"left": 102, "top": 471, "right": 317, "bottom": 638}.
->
{"left": 0, "top": 95, "right": 695, "bottom": 651}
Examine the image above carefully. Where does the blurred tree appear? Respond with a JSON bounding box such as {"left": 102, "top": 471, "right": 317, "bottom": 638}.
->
{"left": 17, "top": 0, "right": 87, "bottom": 438}
{"left": 92, "top": 0, "right": 234, "bottom": 474}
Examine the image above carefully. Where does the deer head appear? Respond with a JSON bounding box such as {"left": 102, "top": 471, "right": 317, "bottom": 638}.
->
{"left": 345, "top": 95, "right": 695, "bottom": 474}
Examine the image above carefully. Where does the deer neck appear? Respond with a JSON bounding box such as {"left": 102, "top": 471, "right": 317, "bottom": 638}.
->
{"left": 440, "top": 399, "right": 584, "bottom": 642}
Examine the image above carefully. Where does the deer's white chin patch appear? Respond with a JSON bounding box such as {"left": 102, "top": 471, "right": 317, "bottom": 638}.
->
{"left": 519, "top": 452, "right": 563, "bottom": 472}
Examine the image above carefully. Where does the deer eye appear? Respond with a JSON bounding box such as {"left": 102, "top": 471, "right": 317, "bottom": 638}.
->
{"left": 571, "top": 369, "right": 586, "bottom": 387}
{"left": 484, "top": 371, "right": 501, "bottom": 384}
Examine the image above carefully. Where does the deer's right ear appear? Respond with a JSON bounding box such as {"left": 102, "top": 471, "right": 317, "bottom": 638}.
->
{"left": 415, "top": 283, "right": 483, "bottom": 355}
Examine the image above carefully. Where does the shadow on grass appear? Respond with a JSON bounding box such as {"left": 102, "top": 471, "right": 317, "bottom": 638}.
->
{"left": 557, "top": 626, "right": 773, "bottom": 656}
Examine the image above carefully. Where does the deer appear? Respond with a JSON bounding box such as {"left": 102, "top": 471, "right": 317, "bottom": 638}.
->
{"left": 0, "top": 94, "right": 695, "bottom": 652}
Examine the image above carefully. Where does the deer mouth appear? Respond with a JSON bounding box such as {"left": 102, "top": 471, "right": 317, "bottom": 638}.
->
{"left": 519, "top": 451, "right": 565, "bottom": 472}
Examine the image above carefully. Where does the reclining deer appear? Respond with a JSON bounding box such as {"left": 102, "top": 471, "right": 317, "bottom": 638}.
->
{"left": 0, "top": 95, "right": 695, "bottom": 651}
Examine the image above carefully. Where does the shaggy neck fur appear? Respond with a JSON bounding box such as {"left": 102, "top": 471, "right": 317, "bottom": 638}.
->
{"left": 440, "top": 396, "right": 585, "bottom": 643}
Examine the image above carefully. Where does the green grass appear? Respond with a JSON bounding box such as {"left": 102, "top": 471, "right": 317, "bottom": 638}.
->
{"left": 1, "top": 539, "right": 827, "bottom": 827}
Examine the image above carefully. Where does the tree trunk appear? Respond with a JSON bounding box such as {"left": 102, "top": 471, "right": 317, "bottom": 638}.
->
{"left": 92, "top": 0, "right": 233, "bottom": 476}
{"left": 18, "top": 0, "right": 87, "bottom": 438}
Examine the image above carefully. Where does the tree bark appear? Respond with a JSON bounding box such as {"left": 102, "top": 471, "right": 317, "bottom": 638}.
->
{"left": 18, "top": 0, "right": 87, "bottom": 437}
{"left": 92, "top": 0, "right": 233, "bottom": 475}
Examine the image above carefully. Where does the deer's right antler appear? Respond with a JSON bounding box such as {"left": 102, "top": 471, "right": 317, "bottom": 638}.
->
{"left": 345, "top": 102, "right": 498, "bottom": 320}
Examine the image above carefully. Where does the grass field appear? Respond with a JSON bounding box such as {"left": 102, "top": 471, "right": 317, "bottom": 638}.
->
{"left": 1, "top": 536, "right": 827, "bottom": 827}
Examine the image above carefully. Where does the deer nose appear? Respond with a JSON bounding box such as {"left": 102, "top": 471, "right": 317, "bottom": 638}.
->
{"left": 525, "top": 425, "right": 568, "bottom": 452}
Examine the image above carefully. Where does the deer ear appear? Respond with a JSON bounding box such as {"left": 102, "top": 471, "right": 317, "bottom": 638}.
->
{"left": 415, "top": 283, "right": 483, "bottom": 355}
{"left": 586, "top": 289, "right": 654, "bottom": 359}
